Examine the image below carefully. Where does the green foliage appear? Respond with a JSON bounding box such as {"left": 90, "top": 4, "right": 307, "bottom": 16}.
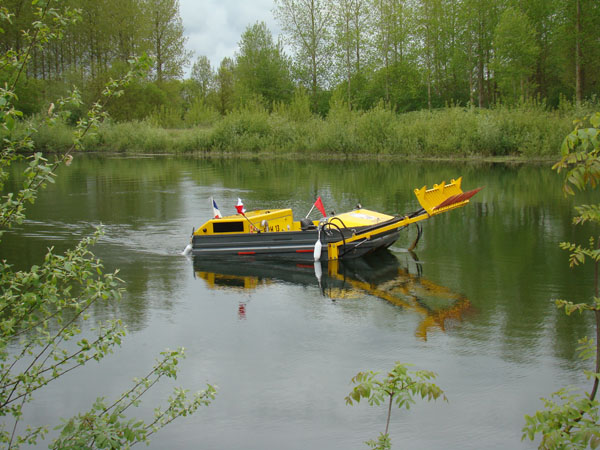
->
{"left": 553, "top": 113, "right": 600, "bottom": 195}
{"left": 346, "top": 362, "right": 446, "bottom": 449}
{"left": 0, "top": 5, "right": 214, "bottom": 448}
{"left": 366, "top": 433, "right": 392, "bottom": 450}
{"left": 14, "top": 102, "right": 585, "bottom": 157}
{"left": 234, "top": 21, "right": 294, "bottom": 108}
{"left": 146, "top": 0, "right": 190, "bottom": 82}
{"left": 50, "top": 350, "right": 216, "bottom": 449}
{"left": 214, "top": 57, "right": 235, "bottom": 115}
{"left": 523, "top": 112, "right": 600, "bottom": 448}
{"left": 273, "top": 0, "right": 333, "bottom": 112}
{"left": 210, "top": 104, "right": 282, "bottom": 153}
{"left": 272, "top": 87, "right": 312, "bottom": 123}
{"left": 105, "top": 80, "right": 169, "bottom": 122}
{"left": 183, "top": 99, "right": 220, "bottom": 128}
{"left": 492, "top": 7, "right": 540, "bottom": 101}
{"left": 523, "top": 388, "right": 600, "bottom": 449}
{"left": 3, "top": 0, "right": 600, "bottom": 123}
{"left": 190, "top": 55, "right": 213, "bottom": 100}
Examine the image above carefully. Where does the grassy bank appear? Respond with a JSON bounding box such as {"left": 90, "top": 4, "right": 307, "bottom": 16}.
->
{"left": 12, "top": 102, "right": 596, "bottom": 158}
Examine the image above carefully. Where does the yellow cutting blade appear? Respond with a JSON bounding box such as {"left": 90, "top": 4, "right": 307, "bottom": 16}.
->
{"left": 414, "top": 177, "right": 481, "bottom": 216}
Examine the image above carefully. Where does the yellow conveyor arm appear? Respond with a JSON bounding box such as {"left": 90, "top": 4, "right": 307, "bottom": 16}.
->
{"left": 327, "top": 177, "right": 482, "bottom": 259}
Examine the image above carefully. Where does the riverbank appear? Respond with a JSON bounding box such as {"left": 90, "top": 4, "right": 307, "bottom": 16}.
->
{"left": 14, "top": 103, "right": 594, "bottom": 158}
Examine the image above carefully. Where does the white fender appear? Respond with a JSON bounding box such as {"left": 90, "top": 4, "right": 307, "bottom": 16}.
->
{"left": 313, "top": 229, "right": 322, "bottom": 261}
{"left": 181, "top": 243, "right": 192, "bottom": 256}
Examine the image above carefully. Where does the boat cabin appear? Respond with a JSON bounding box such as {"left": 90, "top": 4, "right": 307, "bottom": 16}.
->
{"left": 193, "top": 207, "right": 398, "bottom": 237}
{"left": 193, "top": 209, "right": 300, "bottom": 236}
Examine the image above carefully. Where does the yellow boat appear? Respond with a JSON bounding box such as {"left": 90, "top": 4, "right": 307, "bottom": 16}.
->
{"left": 187, "top": 177, "right": 481, "bottom": 261}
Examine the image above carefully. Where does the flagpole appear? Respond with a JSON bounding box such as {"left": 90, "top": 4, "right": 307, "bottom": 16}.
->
{"left": 305, "top": 203, "right": 316, "bottom": 218}
{"left": 240, "top": 212, "right": 260, "bottom": 233}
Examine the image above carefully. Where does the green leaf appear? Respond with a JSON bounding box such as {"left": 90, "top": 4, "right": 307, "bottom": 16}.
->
{"left": 5, "top": 115, "right": 14, "bottom": 131}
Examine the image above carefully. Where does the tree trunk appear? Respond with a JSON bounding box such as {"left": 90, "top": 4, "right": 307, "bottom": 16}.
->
{"left": 477, "top": 41, "right": 484, "bottom": 107}
{"left": 346, "top": 12, "right": 351, "bottom": 109}
{"left": 310, "top": 0, "right": 318, "bottom": 111}
{"left": 156, "top": 13, "right": 163, "bottom": 83}
{"left": 575, "top": 0, "right": 582, "bottom": 106}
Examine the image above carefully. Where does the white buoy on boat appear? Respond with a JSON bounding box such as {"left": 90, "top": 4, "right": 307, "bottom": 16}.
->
{"left": 181, "top": 243, "right": 192, "bottom": 256}
{"left": 313, "top": 229, "right": 322, "bottom": 261}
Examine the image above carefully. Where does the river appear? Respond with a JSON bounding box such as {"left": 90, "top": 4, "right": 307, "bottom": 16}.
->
{"left": 1, "top": 155, "right": 596, "bottom": 449}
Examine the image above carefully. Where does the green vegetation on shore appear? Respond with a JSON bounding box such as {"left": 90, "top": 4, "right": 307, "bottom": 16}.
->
{"left": 16, "top": 99, "right": 597, "bottom": 158}
{"left": 2, "top": 0, "right": 599, "bottom": 160}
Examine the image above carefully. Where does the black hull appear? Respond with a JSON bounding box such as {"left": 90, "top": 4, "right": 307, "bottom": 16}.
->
{"left": 191, "top": 225, "right": 404, "bottom": 261}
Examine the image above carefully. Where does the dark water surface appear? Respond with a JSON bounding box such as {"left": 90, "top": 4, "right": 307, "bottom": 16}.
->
{"left": 1, "top": 155, "right": 596, "bottom": 449}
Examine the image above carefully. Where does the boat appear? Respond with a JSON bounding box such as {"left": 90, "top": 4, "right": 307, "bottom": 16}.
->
{"left": 192, "top": 251, "right": 472, "bottom": 340}
{"left": 185, "top": 177, "right": 481, "bottom": 261}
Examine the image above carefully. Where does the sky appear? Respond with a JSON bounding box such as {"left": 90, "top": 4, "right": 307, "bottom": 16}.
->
{"left": 179, "top": 0, "right": 281, "bottom": 74}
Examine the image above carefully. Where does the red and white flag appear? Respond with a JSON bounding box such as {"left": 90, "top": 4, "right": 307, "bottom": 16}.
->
{"left": 314, "top": 196, "right": 326, "bottom": 217}
{"left": 235, "top": 198, "right": 246, "bottom": 214}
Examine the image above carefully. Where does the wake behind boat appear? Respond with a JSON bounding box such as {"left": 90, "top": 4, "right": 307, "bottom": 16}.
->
{"left": 184, "top": 177, "right": 481, "bottom": 261}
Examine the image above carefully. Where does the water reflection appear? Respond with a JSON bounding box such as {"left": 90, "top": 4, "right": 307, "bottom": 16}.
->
{"left": 192, "top": 251, "right": 471, "bottom": 340}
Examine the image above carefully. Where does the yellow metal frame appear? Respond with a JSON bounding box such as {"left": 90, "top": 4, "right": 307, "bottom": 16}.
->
{"left": 414, "top": 177, "right": 470, "bottom": 215}
{"left": 327, "top": 177, "right": 473, "bottom": 259}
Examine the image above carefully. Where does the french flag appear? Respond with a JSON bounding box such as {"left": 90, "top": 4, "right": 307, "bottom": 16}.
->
{"left": 211, "top": 197, "right": 222, "bottom": 218}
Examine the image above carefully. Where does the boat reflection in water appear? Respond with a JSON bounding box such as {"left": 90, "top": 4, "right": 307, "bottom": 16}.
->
{"left": 192, "top": 251, "right": 471, "bottom": 340}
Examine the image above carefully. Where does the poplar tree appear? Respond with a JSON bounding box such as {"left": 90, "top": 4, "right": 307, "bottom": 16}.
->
{"left": 554, "top": 0, "right": 600, "bottom": 106}
{"left": 492, "top": 7, "right": 539, "bottom": 101}
{"left": 331, "top": 0, "right": 370, "bottom": 109}
{"left": 459, "top": 0, "right": 500, "bottom": 107}
{"left": 234, "top": 21, "right": 294, "bottom": 107}
{"left": 369, "top": 0, "right": 419, "bottom": 110}
{"left": 144, "top": 0, "right": 190, "bottom": 82}
{"left": 191, "top": 55, "right": 214, "bottom": 101}
{"left": 214, "top": 57, "right": 235, "bottom": 114}
{"left": 273, "top": 0, "right": 334, "bottom": 112}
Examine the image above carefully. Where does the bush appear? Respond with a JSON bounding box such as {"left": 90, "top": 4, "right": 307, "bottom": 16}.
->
{"left": 19, "top": 101, "right": 595, "bottom": 159}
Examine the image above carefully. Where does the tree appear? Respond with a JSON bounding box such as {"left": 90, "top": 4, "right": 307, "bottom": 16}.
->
{"left": 554, "top": 0, "right": 600, "bottom": 106}
{"left": 492, "top": 7, "right": 539, "bottom": 101}
{"left": 234, "top": 21, "right": 294, "bottom": 107}
{"left": 214, "top": 57, "right": 235, "bottom": 114}
{"left": 331, "top": 0, "right": 370, "bottom": 109}
{"left": 369, "top": 0, "right": 423, "bottom": 110}
{"left": 516, "top": 0, "right": 563, "bottom": 104}
{"left": 346, "top": 362, "right": 446, "bottom": 450}
{"left": 273, "top": 0, "right": 334, "bottom": 112}
{"left": 371, "top": 0, "right": 404, "bottom": 107}
{"left": 190, "top": 55, "right": 214, "bottom": 101}
{"left": 523, "top": 113, "right": 600, "bottom": 448}
{"left": 459, "top": 0, "right": 501, "bottom": 107}
{"left": 144, "top": 0, "right": 191, "bottom": 81}
{"left": 0, "top": 2, "right": 214, "bottom": 447}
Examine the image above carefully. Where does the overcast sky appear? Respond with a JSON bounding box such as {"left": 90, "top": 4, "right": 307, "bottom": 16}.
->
{"left": 180, "top": 0, "right": 280, "bottom": 74}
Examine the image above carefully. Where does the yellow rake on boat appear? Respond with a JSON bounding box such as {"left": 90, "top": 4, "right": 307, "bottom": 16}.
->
{"left": 327, "top": 177, "right": 482, "bottom": 259}
{"left": 414, "top": 177, "right": 482, "bottom": 216}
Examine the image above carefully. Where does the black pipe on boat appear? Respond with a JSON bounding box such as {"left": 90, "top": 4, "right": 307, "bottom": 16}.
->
{"left": 408, "top": 223, "right": 423, "bottom": 251}
{"left": 323, "top": 222, "right": 348, "bottom": 257}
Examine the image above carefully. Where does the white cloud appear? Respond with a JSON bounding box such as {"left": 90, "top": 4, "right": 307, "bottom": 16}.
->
{"left": 180, "top": 0, "right": 281, "bottom": 74}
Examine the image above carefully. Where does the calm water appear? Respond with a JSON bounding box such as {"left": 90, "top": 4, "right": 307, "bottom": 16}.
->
{"left": 1, "top": 155, "right": 597, "bottom": 449}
